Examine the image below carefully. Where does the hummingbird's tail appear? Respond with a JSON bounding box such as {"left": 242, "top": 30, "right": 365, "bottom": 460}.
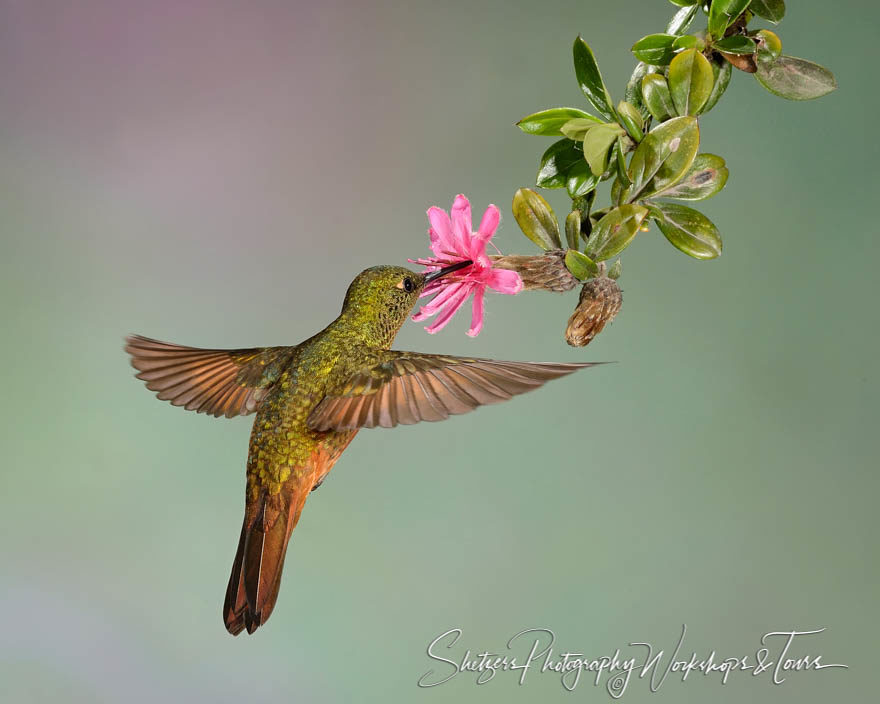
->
{"left": 223, "top": 487, "right": 306, "bottom": 636}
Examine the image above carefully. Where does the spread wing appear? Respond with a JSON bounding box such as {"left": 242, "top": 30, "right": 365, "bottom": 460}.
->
{"left": 307, "top": 352, "right": 598, "bottom": 431}
{"left": 125, "top": 335, "right": 296, "bottom": 418}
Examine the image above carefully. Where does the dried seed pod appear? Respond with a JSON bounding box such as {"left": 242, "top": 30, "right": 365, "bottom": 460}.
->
{"left": 565, "top": 275, "right": 623, "bottom": 347}
{"left": 489, "top": 250, "right": 578, "bottom": 293}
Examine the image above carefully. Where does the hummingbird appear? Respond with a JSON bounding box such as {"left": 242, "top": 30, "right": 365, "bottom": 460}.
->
{"left": 126, "top": 261, "right": 596, "bottom": 635}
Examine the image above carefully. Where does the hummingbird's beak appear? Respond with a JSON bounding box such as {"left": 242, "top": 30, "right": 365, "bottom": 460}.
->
{"left": 423, "top": 260, "right": 473, "bottom": 284}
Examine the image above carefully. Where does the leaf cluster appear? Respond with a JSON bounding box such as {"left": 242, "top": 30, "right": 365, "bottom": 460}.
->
{"left": 514, "top": 0, "right": 835, "bottom": 277}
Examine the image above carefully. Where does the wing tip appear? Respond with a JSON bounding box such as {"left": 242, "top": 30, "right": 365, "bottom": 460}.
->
{"left": 124, "top": 335, "right": 283, "bottom": 418}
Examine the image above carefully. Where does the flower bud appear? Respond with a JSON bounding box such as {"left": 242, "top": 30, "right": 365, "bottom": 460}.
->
{"left": 565, "top": 275, "right": 623, "bottom": 347}
{"left": 489, "top": 250, "right": 578, "bottom": 293}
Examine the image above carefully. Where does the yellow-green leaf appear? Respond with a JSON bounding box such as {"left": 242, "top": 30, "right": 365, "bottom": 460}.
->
{"left": 625, "top": 116, "right": 700, "bottom": 201}
{"left": 517, "top": 107, "right": 599, "bottom": 136}
{"left": 616, "top": 100, "right": 644, "bottom": 141}
{"left": 699, "top": 58, "right": 732, "bottom": 114}
{"left": 583, "top": 124, "right": 624, "bottom": 177}
{"left": 561, "top": 118, "right": 603, "bottom": 141}
{"left": 641, "top": 73, "right": 675, "bottom": 122}
{"left": 565, "top": 211, "right": 581, "bottom": 250}
{"left": 668, "top": 49, "right": 714, "bottom": 116}
{"left": 652, "top": 153, "right": 729, "bottom": 201}
{"left": 564, "top": 249, "right": 599, "bottom": 280}
{"left": 755, "top": 30, "right": 782, "bottom": 64}
{"left": 512, "top": 188, "right": 561, "bottom": 250}
{"left": 653, "top": 202, "right": 722, "bottom": 259}
{"left": 586, "top": 204, "right": 649, "bottom": 261}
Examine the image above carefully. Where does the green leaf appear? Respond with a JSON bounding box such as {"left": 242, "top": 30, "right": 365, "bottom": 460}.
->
{"left": 573, "top": 37, "right": 615, "bottom": 121}
{"left": 564, "top": 249, "right": 599, "bottom": 280}
{"left": 565, "top": 211, "right": 581, "bottom": 250}
{"left": 616, "top": 100, "right": 644, "bottom": 141}
{"left": 643, "top": 202, "right": 667, "bottom": 223}
{"left": 571, "top": 191, "right": 596, "bottom": 241}
{"left": 536, "top": 139, "right": 581, "bottom": 189}
{"left": 517, "top": 108, "right": 598, "bottom": 136}
{"left": 615, "top": 137, "right": 632, "bottom": 186}
{"left": 610, "top": 176, "right": 625, "bottom": 206}
{"left": 708, "top": 0, "right": 752, "bottom": 39}
{"left": 668, "top": 0, "right": 698, "bottom": 5}
{"left": 625, "top": 62, "right": 652, "bottom": 120}
{"left": 699, "top": 57, "right": 732, "bottom": 114}
{"left": 668, "top": 48, "right": 714, "bottom": 116}
{"left": 631, "top": 34, "right": 677, "bottom": 65}
{"left": 673, "top": 35, "right": 705, "bottom": 51}
{"left": 585, "top": 204, "right": 650, "bottom": 261}
{"left": 607, "top": 258, "right": 622, "bottom": 280}
{"left": 589, "top": 207, "right": 612, "bottom": 228}
{"left": 667, "top": 4, "right": 699, "bottom": 35}
{"left": 626, "top": 116, "right": 700, "bottom": 201}
{"left": 755, "top": 55, "right": 838, "bottom": 100}
{"left": 750, "top": 0, "right": 785, "bottom": 23}
{"left": 651, "top": 153, "right": 729, "bottom": 200}
{"left": 653, "top": 202, "right": 722, "bottom": 259}
{"left": 755, "top": 30, "right": 782, "bottom": 64}
{"left": 713, "top": 36, "right": 756, "bottom": 55}
{"left": 641, "top": 73, "right": 675, "bottom": 122}
{"left": 582, "top": 124, "right": 624, "bottom": 177}
{"left": 512, "top": 188, "right": 561, "bottom": 250}
{"left": 566, "top": 160, "right": 600, "bottom": 198}
{"left": 561, "top": 118, "right": 603, "bottom": 141}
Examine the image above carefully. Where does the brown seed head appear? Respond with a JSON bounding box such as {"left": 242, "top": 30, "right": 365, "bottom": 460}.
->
{"left": 565, "top": 275, "right": 623, "bottom": 347}
{"left": 489, "top": 250, "right": 578, "bottom": 293}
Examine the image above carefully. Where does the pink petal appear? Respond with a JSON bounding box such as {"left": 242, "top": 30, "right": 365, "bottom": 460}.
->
{"left": 412, "top": 282, "right": 464, "bottom": 319}
{"left": 469, "top": 205, "right": 500, "bottom": 260}
{"left": 466, "top": 287, "right": 485, "bottom": 337}
{"left": 408, "top": 258, "right": 441, "bottom": 270}
{"left": 450, "top": 194, "right": 472, "bottom": 252}
{"left": 423, "top": 284, "right": 471, "bottom": 334}
{"left": 485, "top": 267, "right": 523, "bottom": 294}
{"left": 468, "top": 233, "right": 491, "bottom": 262}
{"left": 477, "top": 204, "right": 500, "bottom": 237}
{"left": 427, "top": 206, "right": 456, "bottom": 256}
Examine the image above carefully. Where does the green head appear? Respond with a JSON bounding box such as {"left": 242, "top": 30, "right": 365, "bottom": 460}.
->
{"left": 338, "top": 262, "right": 470, "bottom": 346}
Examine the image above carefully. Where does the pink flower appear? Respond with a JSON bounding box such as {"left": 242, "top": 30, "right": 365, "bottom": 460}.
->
{"left": 410, "top": 194, "right": 523, "bottom": 336}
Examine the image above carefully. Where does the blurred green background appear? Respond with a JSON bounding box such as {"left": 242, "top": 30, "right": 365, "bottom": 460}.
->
{"left": 0, "top": 1, "right": 875, "bottom": 702}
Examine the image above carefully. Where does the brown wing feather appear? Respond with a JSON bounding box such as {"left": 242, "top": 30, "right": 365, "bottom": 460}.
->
{"left": 307, "top": 353, "right": 599, "bottom": 431}
{"left": 125, "top": 335, "right": 295, "bottom": 418}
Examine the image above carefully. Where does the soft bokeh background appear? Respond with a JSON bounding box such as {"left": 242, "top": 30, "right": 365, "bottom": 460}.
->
{"left": 1, "top": 1, "right": 875, "bottom": 702}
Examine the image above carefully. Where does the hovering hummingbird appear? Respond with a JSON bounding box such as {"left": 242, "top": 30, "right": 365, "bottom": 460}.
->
{"left": 126, "top": 261, "right": 596, "bottom": 635}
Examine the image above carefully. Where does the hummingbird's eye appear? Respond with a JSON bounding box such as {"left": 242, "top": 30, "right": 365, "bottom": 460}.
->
{"left": 402, "top": 277, "right": 415, "bottom": 292}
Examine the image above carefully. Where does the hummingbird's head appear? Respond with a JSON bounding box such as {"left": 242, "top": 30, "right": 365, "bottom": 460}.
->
{"left": 339, "top": 262, "right": 471, "bottom": 346}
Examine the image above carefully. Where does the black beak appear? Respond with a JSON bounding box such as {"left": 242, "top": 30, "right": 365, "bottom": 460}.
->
{"left": 423, "top": 260, "right": 473, "bottom": 284}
